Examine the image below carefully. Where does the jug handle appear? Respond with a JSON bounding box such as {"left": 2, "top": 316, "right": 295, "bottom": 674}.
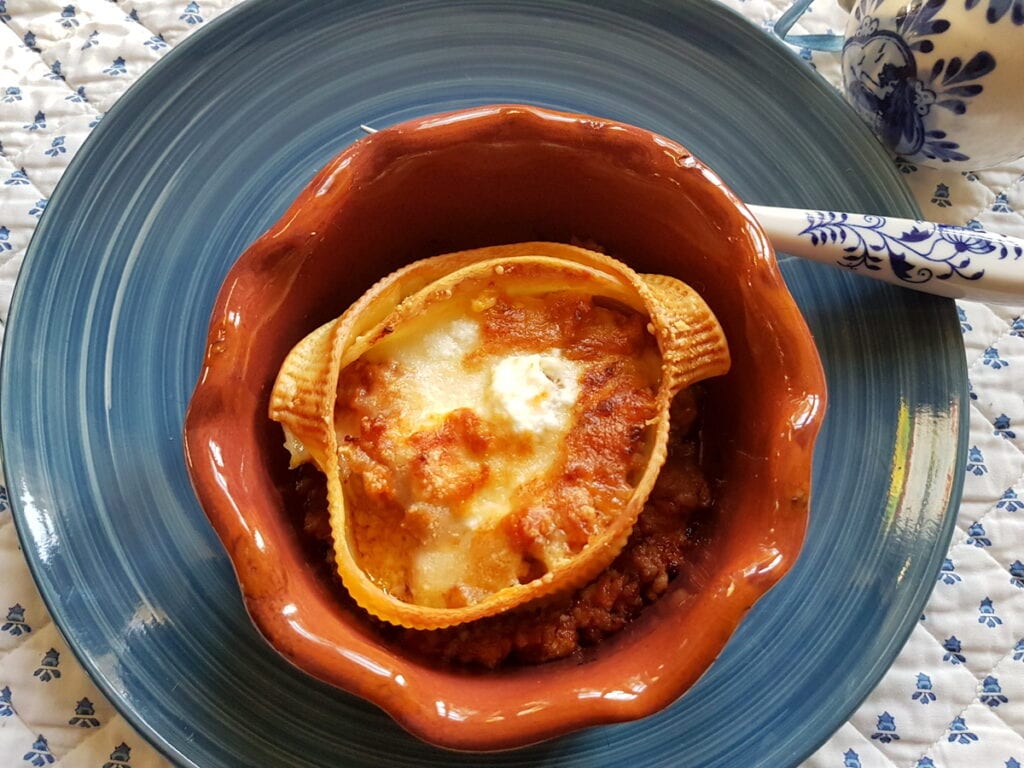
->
{"left": 773, "top": 0, "right": 847, "bottom": 52}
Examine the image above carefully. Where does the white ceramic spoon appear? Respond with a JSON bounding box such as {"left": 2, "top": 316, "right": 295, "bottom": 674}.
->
{"left": 358, "top": 124, "right": 1023, "bottom": 304}
{"left": 749, "top": 205, "right": 1024, "bottom": 305}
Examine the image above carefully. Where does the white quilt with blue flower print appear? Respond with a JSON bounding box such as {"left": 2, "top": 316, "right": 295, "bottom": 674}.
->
{"left": 1, "top": 1, "right": 1023, "bottom": 767}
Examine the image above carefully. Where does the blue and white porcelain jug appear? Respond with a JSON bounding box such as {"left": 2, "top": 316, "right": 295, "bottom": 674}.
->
{"left": 779, "top": 0, "right": 1024, "bottom": 169}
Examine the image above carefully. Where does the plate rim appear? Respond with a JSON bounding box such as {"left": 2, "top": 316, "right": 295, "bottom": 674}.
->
{"left": 0, "top": 0, "right": 966, "bottom": 765}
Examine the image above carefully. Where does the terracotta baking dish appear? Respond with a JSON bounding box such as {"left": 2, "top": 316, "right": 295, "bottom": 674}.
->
{"left": 183, "top": 103, "right": 827, "bottom": 751}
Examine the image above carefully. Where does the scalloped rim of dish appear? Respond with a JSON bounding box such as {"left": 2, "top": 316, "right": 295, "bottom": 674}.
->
{"left": 182, "top": 104, "right": 828, "bottom": 750}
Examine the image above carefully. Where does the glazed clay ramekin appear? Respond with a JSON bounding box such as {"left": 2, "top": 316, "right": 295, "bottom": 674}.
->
{"left": 183, "top": 104, "right": 827, "bottom": 751}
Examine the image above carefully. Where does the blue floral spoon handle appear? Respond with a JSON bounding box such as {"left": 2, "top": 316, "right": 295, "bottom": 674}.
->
{"left": 748, "top": 205, "right": 1024, "bottom": 304}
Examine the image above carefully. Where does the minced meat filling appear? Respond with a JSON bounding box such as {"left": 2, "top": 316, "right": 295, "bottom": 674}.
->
{"left": 281, "top": 387, "right": 715, "bottom": 669}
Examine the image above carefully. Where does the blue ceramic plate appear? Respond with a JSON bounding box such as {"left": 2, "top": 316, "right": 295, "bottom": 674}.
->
{"left": 0, "top": 1, "right": 966, "bottom": 766}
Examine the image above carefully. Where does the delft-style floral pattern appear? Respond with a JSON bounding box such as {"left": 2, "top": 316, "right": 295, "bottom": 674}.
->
{"left": 2, "top": 1, "right": 1024, "bottom": 767}
{"left": 797, "top": 209, "right": 1023, "bottom": 288}
{"left": 966, "top": 0, "right": 1024, "bottom": 24}
{"left": 843, "top": 0, "right": 997, "bottom": 162}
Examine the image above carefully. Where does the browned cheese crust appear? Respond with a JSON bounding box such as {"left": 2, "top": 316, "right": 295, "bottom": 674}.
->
{"left": 283, "top": 389, "right": 713, "bottom": 669}
{"left": 333, "top": 290, "right": 660, "bottom": 608}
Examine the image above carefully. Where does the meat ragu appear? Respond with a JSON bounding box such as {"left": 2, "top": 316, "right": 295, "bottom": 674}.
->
{"left": 279, "top": 388, "right": 718, "bottom": 669}
{"left": 268, "top": 242, "right": 730, "bottom": 646}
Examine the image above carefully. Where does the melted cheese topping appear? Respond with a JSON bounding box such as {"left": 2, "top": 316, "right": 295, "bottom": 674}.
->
{"left": 334, "top": 289, "right": 659, "bottom": 609}
{"left": 357, "top": 317, "right": 579, "bottom": 444}
{"left": 490, "top": 352, "right": 578, "bottom": 434}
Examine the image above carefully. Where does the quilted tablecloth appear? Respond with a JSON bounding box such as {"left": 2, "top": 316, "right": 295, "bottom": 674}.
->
{"left": 1, "top": 1, "right": 1022, "bottom": 766}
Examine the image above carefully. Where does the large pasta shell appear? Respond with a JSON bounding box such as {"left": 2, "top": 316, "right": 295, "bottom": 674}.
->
{"left": 269, "top": 242, "right": 729, "bottom": 629}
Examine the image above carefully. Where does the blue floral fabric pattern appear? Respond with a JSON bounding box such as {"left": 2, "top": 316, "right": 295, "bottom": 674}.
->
{"left": 805, "top": 78, "right": 1024, "bottom": 768}
{"left": 796, "top": 209, "right": 1022, "bottom": 289}
{"left": 1, "top": 1, "right": 1023, "bottom": 767}
{"left": 0, "top": 5, "right": 234, "bottom": 766}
